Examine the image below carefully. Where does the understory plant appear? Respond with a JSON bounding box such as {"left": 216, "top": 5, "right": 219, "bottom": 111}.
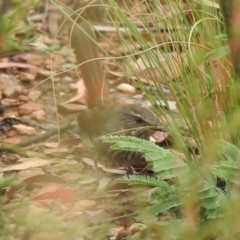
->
{"left": 1, "top": 0, "right": 239, "bottom": 239}
{"left": 0, "top": 0, "right": 37, "bottom": 54}
{"left": 52, "top": 0, "right": 240, "bottom": 238}
{"left": 100, "top": 0, "right": 240, "bottom": 239}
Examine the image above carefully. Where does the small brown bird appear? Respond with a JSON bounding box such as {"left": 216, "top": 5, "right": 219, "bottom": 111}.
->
{"left": 70, "top": 23, "right": 161, "bottom": 168}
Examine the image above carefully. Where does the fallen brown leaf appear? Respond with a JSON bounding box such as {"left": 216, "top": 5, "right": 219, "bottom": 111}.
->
{"left": 0, "top": 159, "right": 52, "bottom": 172}
{"left": 64, "top": 80, "right": 87, "bottom": 105}
{"left": 33, "top": 188, "right": 75, "bottom": 202}
{"left": 72, "top": 200, "right": 96, "bottom": 211}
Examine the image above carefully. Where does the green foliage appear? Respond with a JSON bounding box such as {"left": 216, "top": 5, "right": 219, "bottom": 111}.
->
{"left": 102, "top": 136, "right": 240, "bottom": 221}
{"left": 1, "top": 0, "right": 239, "bottom": 239}
{"left": 0, "top": 0, "right": 37, "bottom": 53}
{"left": 211, "top": 141, "right": 240, "bottom": 184}
{"left": 98, "top": 3, "right": 240, "bottom": 238}
{"left": 105, "top": 135, "right": 188, "bottom": 178}
{"left": 206, "top": 34, "right": 229, "bottom": 59}
{"left": 0, "top": 174, "right": 20, "bottom": 189}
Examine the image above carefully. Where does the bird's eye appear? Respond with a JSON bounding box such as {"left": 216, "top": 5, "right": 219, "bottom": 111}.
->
{"left": 135, "top": 116, "right": 145, "bottom": 124}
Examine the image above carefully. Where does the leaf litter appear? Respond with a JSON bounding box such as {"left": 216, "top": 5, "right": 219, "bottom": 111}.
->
{"left": 0, "top": 0, "right": 227, "bottom": 239}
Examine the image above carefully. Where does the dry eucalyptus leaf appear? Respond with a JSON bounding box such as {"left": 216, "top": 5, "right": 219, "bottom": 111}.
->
{"left": 72, "top": 200, "right": 96, "bottom": 211}
{"left": 43, "top": 142, "right": 59, "bottom": 148}
{"left": 0, "top": 159, "right": 52, "bottom": 172}
{"left": 82, "top": 158, "right": 127, "bottom": 174}
{"left": 17, "top": 169, "right": 45, "bottom": 181}
{"left": 43, "top": 148, "right": 69, "bottom": 156}
{"left": 96, "top": 177, "right": 113, "bottom": 192}
{"left": 64, "top": 80, "right": 87, "bottom": 105}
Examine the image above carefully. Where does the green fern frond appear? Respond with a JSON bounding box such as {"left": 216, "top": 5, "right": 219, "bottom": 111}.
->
{"left": 200, "top": 185, "right": 225, "bottom": 208}
{"left": 152, "top": 199, "right": 179, "bottom": 214}
{"left": 103, "top": 137, "right": 240, "bottom": 220}
{"left": 137, "top": 194, "right": 179, "bottom": 221}
{"left": 102, "top": 135, "right": 160, "bottom": 153}
{"left": 205, "top": 208, "right": 223, "bottom": 219}
{"left": 211, "top": 159, "right": 239, "bottom": 181}
{"left": 215, "top": 34, "right": 228, "bottom": 41}
{"left": 151, "top": 185, "right": 177, "bottom": 200}
{"left": 102, "top": 135, "right": 187, "bottom": 178}
{"left": 217, "top": 141, "right": 240, "bottom": 160}
{"left": 120, "top": 175, "right": 169, "bottom": 187}
{"left": 206, "top": 45, "right": 229, "bottom": 59}
{"left": 148, "top": 151, "right": 187, "bottom": 173}
{"left": 150, "top": 194, "right": 180, "bottom": 215}
{"left": 202, "top": 193, "right": 224, "bottom": 210}
{"left": 210, "top": 141, "right": 240, "bottom": 184}
{"left": 203, "top": 191, "right": 226, "bottom": 219}
{"left": 144, "top": 151, "right": 174, "bottom": 161}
